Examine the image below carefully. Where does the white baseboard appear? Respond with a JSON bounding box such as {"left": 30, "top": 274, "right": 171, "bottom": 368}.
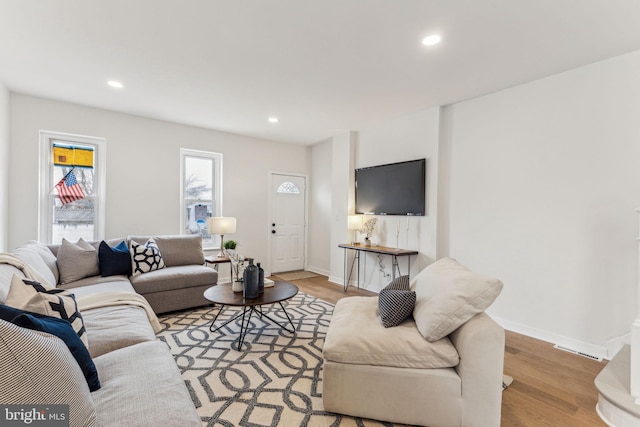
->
{"left": 607, "top": 333, "right": 631, "bottom": 360}
{"left": 326, "top": 275, "right": 378, "bottom": 293}
{"left": 306, "top": 265, "right": 330, "bottom": 277}
{"left": 328, "top": 275, "right": 345, "bottom": 287}
{"left": 492, "top": 315, "right": 609, "bottom": 361}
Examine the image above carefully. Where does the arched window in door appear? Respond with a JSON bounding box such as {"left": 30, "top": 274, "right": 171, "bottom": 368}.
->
{"left": 277, "top": 181, "right": 300, "bottom": 194}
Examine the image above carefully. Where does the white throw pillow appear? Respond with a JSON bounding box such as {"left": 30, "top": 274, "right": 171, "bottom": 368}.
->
{"left": 130, "top": 238, "right": 166, "bottom": 276}
{"left": 411, "top": 257, "right": 503, "bottom": 342}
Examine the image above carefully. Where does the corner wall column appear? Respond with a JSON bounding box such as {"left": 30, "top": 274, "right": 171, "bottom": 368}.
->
{"left": 631, "top": 208, "right": 640, "bottom": 403}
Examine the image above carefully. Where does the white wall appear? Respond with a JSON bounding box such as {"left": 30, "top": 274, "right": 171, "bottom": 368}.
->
{"left": 348, "top": 108, "right": 440, "bottom": 291}
{"left": 307, "top": 138, "right": 332, "bottom": 276}
{"left": 8, "top": 94, "right": 309, "bottom": 278}
{"left": 0, "top": 83, "right": 8, "bottom": 251}
{"left": 443, "top": 50, "right": 640, "bottom": 358}
{"left": 327, "top": 132, "right": 355, "bottom": 285}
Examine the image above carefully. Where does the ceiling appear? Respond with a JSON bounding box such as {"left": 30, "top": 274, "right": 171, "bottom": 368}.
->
{"left": 1, "top": 0, "right": 640, "bottom": 145}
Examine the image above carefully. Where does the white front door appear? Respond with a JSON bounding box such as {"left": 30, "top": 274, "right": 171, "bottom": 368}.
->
{"left": 270, "top": 174, "right": 306, "bottom": 273}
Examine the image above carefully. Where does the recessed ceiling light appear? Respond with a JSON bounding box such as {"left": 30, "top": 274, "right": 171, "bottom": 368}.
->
{"left": 107, "top": 80, "right": 124, "bottom": 89}
{"left": 268, "top": 117, "right": 279, "bottom": 123}
{"left": 422, "top": 34, "right": 441, "bottom": 46}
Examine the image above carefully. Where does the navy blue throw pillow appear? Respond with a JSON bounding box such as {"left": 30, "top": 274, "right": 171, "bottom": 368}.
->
{"left": 98, "top": 240, "right": 132, "bottom": 277}
{"left": 0, "top": 304, "right": 101, "bottom": 391}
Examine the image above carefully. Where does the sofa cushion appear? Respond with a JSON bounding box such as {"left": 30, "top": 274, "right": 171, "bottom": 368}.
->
{"left": 13, "top": 240, "right": 58, "bottom": 286}
{"left": 98, "top": 240, "right": 132, "bottom": 277}
{"left": 82, "top": 305, "right": 157, "bottom": 358}
{"left": 59, "top": 280, "right": 136, "bottom": 298}
{"left": 5, "top": 275, "right": 89, "bottom": 347}
{"left": 57, "top": 274, "right": 132, "bottom": 291}
{"left": 57, "top": 238, "right": 101, "bottom": 284}
{"left": 0, "top": 319, "right": 98, "bottom": 426}
{"left": 128, "top": 235, "right": 205, "bottom": 267}
{"left": 92, "top": 341, "right": 201, "bottom": 427}
{"left": 130, "top": 238, "right": 166, "bottom": 276}
{"left": 48, "top": 238, "right": 125, "bottom": 257}
{"left": 324, "top": 296, "right": 459, "bottom": 369}
{"left": 0, "top": 304, "right": 100, "bottom": 391}
{"left": 154, "top": 234, "right": 206, "bottom": 267}
{"left": 411, "top": 257, "right": 503, "bottom": 342}
{"left": 130, "top": 265, "right": 217, "bottom": 294}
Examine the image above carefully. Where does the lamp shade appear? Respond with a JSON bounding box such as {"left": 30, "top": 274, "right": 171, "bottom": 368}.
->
{"left": 348, "top": 215, "right": 363, "bottom": 230}
{"left": 207, "top": 217, "right": 237, "bottom": 234}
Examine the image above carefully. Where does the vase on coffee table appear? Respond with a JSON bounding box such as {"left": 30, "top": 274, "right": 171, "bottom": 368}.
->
{"left": 232, "top": 280, "right": 243, "bottom": 293}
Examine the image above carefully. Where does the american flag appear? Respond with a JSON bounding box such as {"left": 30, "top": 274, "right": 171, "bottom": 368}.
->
{"left": 55, "top": 170, "right": 85, "bottom": 205}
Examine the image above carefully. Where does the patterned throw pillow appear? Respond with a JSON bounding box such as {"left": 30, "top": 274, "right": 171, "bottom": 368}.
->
{"left": 0, "top": 319, "right": 98, "bottom": 426}
{"left": 378, "top": 288, "right": 416, "bottom": 328}
{"left": 382, "top": 275, "right": 410, "bottom": 291}
{"left": 5, "top": 275, "right": 89, "bottom": 348}
{"left": 130, "top": 238, "right": 166, "bottom": 276}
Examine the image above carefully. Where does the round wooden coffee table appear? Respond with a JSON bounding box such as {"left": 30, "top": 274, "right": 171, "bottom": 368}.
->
{"left": 203, "top": 281, "right": 299, "bottom": 350}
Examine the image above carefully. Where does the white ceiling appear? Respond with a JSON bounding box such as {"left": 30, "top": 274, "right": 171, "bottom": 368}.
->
{"left": 1, "top": 0, "right": 640, "bottom": 145}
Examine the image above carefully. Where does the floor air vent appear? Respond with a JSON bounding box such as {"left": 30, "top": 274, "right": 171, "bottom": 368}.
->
{"left": 553, "top": 345, "right": 603, "bottom": 362}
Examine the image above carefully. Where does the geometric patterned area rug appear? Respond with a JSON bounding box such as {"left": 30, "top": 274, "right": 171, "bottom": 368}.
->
{"left": 157, "top": 292, "right": 408, "bottom": 427}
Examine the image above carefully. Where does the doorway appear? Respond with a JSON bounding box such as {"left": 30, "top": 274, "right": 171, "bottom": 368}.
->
{"left": 270, "top": 173, "right": 306, "bottom": 274}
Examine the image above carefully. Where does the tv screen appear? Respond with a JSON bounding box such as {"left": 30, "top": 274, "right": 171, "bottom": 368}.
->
{"left": 355, "top": 159, "right": 425, "bottom": 216}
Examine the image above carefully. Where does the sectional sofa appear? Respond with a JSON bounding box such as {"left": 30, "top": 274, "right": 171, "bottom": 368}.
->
{"left": 48, "top": 234, "right": 218, "bottom": 313}
{"left": 0, "top": 235, "right": 217, "bottom": 426}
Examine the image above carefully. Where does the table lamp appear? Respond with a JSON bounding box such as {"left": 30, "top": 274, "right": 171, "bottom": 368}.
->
{"left": 207, "top": 216, "right": 237, "bottom": 258}
{"left": 348, "top": 215, "right": 363, "bottom": 245}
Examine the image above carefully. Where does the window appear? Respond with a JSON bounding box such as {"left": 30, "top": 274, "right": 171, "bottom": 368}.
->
{"left": 277, "top": 181, "right": 301, "bottom": 194}
{"left": 39, "top": 131, "right": 106, "bottom": 244}
{"left": 180, "top": 149, "right": 222, "bottom": 249}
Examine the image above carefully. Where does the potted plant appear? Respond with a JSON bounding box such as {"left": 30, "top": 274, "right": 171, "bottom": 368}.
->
{"left": 223, "top": 240, "right": 237, "bottom": 250}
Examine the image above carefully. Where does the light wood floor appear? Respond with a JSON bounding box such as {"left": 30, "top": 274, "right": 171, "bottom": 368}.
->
{"left": 275, "top": 274, "right": 608, "bottom": 427}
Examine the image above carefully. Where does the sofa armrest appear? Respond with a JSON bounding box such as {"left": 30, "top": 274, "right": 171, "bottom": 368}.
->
{"left": 449, "top": 311, "right": 505, "bottom": 427}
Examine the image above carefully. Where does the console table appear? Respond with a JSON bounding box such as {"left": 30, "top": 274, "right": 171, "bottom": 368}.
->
{"left": 338, "top": 244, "right": 418, "bottom": 291}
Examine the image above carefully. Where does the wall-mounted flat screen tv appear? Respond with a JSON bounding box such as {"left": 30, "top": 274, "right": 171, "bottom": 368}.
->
{"left": 355, "top": 158, "right": 426, "bottom": 216}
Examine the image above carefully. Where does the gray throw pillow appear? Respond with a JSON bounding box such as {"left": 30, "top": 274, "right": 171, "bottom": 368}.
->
{"left": 57, "top": 238, "right": 100, "bottom": 284}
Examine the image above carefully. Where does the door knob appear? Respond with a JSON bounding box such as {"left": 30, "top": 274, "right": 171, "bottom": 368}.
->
{"left": 272, "top": 230, "right": 276, "bottom": 234}
{"left": 272, "top": 223, "right": 276, "bottom": 227}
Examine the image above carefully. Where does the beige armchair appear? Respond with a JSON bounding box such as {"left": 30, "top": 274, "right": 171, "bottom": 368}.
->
{"left": 322, "top": 257, "right": 505, "bottom": 427}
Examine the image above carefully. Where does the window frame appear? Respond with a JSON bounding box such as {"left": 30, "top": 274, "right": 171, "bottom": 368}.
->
{"left": 179, "top": 148, "right": 223, "bottom": 250}
{"left": 39, "top": 130, "right": 106, "bottom": 244}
